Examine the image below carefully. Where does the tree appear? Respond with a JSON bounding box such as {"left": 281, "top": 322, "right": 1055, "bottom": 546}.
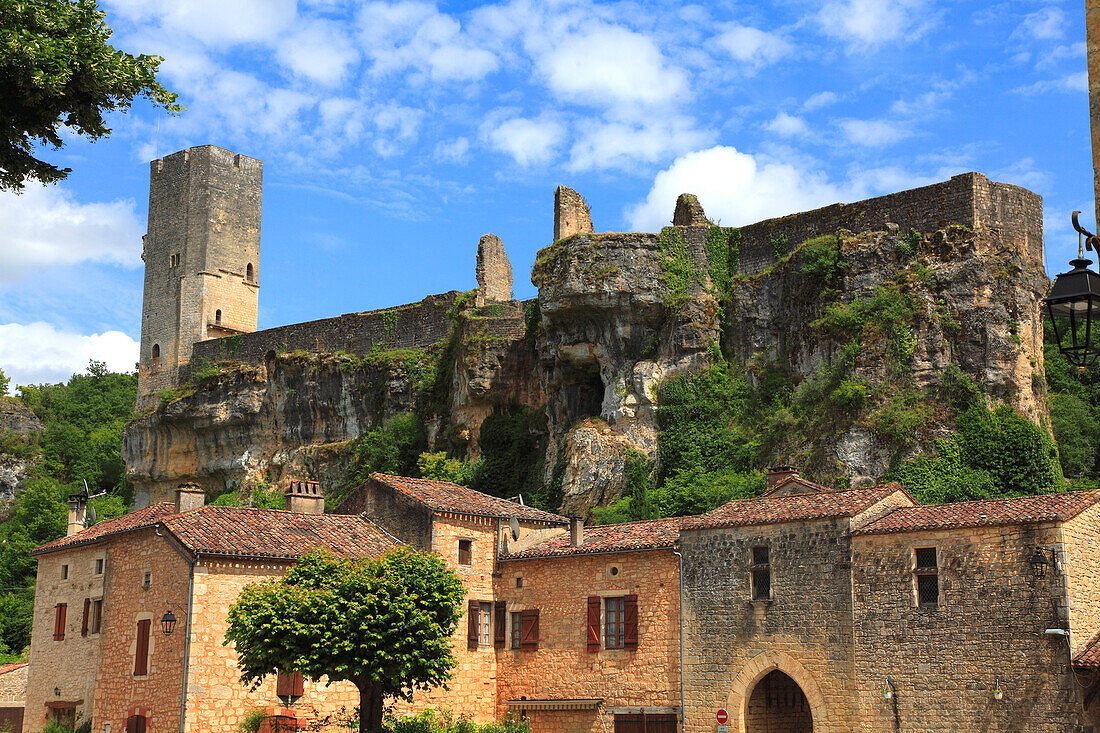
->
{"left": 225, "top": 548, "right": 466, "bottom": 733}
{"left": 0, "top": 366, "right": 9, "bottom": 396}
{"left": 0, "top": 0, "right": 181, "bottom": 191}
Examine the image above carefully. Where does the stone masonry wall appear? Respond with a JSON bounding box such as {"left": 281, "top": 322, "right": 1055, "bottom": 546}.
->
{"left": 335, "top": 479, "right": 434, "bottom": 550}
{"left": 1063, "top": 503, "right": 1100, "bottom": 660}
{"left": 733, "top": 172, "right": 1042, "bottom": 275}
{"left": 554, "top": 186, "right": 593, "bottom": 242}
{"left": 851, "top": 522, "right": 1086, "bottom": 732}
{"left": 476, "top": 235, "right": 513, "bottom": 304}
{"left": 679, "top": 518, "right": 858, "bottom": 733}
{"left": 0, "top": 665, "right": 26, "bottom": 702}
{"left": 495, "top": 550, "right": 681, "bottom": 733}
{"left": 188, "top": 292, "right": 459, "bottom": 374}
{"left": 23, "top": 544, "right": 107, "bottom": 731}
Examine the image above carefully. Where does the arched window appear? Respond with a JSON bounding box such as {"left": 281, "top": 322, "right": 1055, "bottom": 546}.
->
{"left": 125, "top": 714, "right": 148, "bottom": 733}
{"left": 215, "top": 309, "right": 222, "bottom": 324}
{"left": 246, "top": 263, "right": 255, "bottom": 282}
{"left": 152, "top": 344, "right": 160, "bottom": 359}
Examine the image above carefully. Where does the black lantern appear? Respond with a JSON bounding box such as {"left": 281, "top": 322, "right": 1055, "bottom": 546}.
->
{"left": 161, "top": 609, "right": 177, "bottom": 636}
{"left": 1043, "top": 212, "right": 1100, "bottom": 367}
{"left": 1029, "top": 547, "right": 1053, "bottom": 579}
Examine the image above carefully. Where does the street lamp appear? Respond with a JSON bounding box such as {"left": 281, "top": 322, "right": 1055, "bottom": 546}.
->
{"left": 161, "top": 609, "right": 177, "bottom": 636}
{"left": 1042, "top": 212, "right": 1100, "bottom": 368}
{"left": 1029, "top": 547, "right": 1055, "bottom": 579}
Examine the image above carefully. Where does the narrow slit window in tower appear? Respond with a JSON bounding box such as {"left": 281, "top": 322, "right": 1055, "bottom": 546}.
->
{"left": 152, "top": 344, "right": 160, "bottom": 359}
{"left": 215, "top": 309, "right": 222, "bottom": 324}
{"left": 246, "top": 263, "right": 255, "bottom": 282}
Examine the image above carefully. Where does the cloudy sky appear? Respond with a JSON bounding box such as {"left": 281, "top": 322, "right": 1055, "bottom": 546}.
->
{"left": 0, "top": 0, "right": 1091, "bottom": 387}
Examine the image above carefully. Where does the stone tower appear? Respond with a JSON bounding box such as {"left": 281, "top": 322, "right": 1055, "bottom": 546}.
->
{"left": 136, "top": 145, "right": 263, "bottom": 410}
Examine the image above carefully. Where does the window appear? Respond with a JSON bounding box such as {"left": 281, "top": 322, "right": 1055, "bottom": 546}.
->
{"left": 276, "top": 669, "right": 304, "bottom": 701}
{"left": 95, "top": 558, "right": 104, "bottom": 575}
{"left": 246, "top": 263, "right": 255, "bottom": 282}
{"left": 519, "top": 609, "right": 539, "bottom": 650}
{"left": 91, "top": 599, "right": 103, "bottom": 634}
{"left": 511, "top": 612, "right": 523, "bottom": 649}
{"left": 915, "top": 547, "right": 939, "bottom": 608}
{"left": 515, "top": 576, "right": 523, "bottom": 589}
{"left": 214, "top": 309, "right": 222, "bottom": 324}
{"left": 170, "top": 253, "right": 180, "bottom": 268}
{"left": 151, "top": 344, "right": 160, "bottom": 360}
{"left": 53, "top": 603, "right": 67, "bottom": 641}
{"left": 458, "top": 539, "right": 472, "bottom": 566}
{"left": 62, "top": 564, "right": 69, "bottom": 580}
{"left": 143, "top": 571, "right": 151, "bottom": 588}
{"left": 751, "top": 546, "right": 771, "bottom": 601}
{"left": 125, "top": 715, "right": 147, "bottom": 733}
{"left": 480, "top": 602, "right": 492, "bottom": 645}
{"left": 134, "top": 619, "right": 151, "bottom": 676}
{"left": 82, "top": 598, "right": 91, "bottom": 636}
{"left": 467, "top": 600, "right": 494, "bottom": 650}
{"left": 605, "top": 597, "right": 625, "bottom": 649}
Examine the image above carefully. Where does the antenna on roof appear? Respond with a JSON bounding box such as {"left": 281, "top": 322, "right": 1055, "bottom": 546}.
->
{"left": 508, "top": 516, "right": 520, "bottom": 541}
{"left": 84, "top": 504, "right": 97, "bottom": 528}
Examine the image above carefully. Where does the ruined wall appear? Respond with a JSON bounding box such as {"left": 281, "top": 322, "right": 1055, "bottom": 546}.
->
{"left": 553, "top": 186, "right": 593, "bottom": 242}
{"left": 0, "top": 399, "right": 42, "bottom": 436}
{"left": 476, "top": 235, "right": 512, "bottom": 304}
{"left": 335, "top": 478, "right": 434, "bottom": 550}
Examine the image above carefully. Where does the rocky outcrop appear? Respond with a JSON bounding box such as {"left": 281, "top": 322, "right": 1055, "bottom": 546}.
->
{"left": 0, "top": 398, "right": 43, "bottom": 436}
{"left": 0, "top": 456, "right": 32, "bottom": 521}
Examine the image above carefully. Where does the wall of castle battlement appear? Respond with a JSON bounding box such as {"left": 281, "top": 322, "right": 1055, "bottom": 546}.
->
{"left": 733, "top": 172, "right": 1043, "bottom": 275}
{"left": 189, "top": 292, "right": 461, "bottom": 368}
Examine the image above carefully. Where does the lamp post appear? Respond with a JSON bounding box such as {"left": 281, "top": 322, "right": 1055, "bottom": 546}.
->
{"left": 1042, "top": 212, "right": 1100, "bottom": 368}
{"left": 161, "top": 609, "right": 178, "bottom": 636}
{"left": 1029, "top": 546, "right": 1057, "bottom": 579}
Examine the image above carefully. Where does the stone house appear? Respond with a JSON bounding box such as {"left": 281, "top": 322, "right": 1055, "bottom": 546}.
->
{"left": 0, "top": 662, "right": 28, "bottom": 732}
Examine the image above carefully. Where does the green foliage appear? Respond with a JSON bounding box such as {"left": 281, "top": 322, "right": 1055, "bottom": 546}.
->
{"left": 1042, "top": 319, "right": 1100, "bottom": 480}
{"left": 897, "top": 229, "right": 920, "bottom": 260}
{"left": 384, "top": 709, "right": 529, "bottom": 733}
{"left": 523, "top": 298, "right": 542, "bottom": 343}
{"left": 771, "top": 232, "right": 790, "bottom": 261}
{"left": 226, "top": 547, "right": 466, "bottom": 733}
{"left": 470, "top": 408, "right": 541, "bottom": 502}
{"left": 799, "top": 235, "right": 845, "bottom": 288}
{"left": 0, "top": 0, "right": 181, "bottom": 190}
{"left": 212, "top": 481, "right": 286, "bottom": 510}
{"left": 868, "top": 390, "right": 933, "bottom": 448}
{"left": 657, "top": 227, "right": 696, "bottom": 310}
{"left": 238, "top": 708, "right": 266, "bottom": 733}
{"left": 343, "top": 412, "right": 427, "bottom": 495}
{"left": 417, "top": 452, "right": 478, "bottom": 486}
{"left": 704, "top": 226, "right": 741, "bottom": 300}
{"left": 0, "top": 367, "right": 9, "bottom": 396}
{"left": 0, "top": 428, "right": 40, "bottom": 459}
{"left": 811, "top": 285, "right": 916, "bottom": 363}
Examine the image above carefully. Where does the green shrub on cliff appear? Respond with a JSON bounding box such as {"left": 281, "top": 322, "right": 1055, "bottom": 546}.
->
{"left": 343, "top": 413, "right": 427, "bottom": 494}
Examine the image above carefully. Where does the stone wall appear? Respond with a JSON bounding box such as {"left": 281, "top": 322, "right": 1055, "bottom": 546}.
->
{"left": 335, "top": 478, "right": 434, "bottom": 550}
{"left": 554, "top": 186, "right": 593, "bottom": 242}
{"left": 24, "top": 544, "right": 109, "bottom": 732}
{"left": 679, "top": 518, "right": 859, "bottom": 733}
{"left": 1065, "top": 503, "right": 1100, "bottom": 661}
{"left": 0, "top": 664, "right": 25, "bottom": 703}
{"left": 188, "top": 292, "right": 460, "bottom": 373}
{"left": 732, "top": 172, "right": 1042, "bottom": 275}
{"left": 495, "top": 550, "right": 681, "bottom": 733}
{"left": 851, "top": 522, "right": 1087, "bottom": 731}
{"left": 476, "top": 235, "right": 512, "bottom": 304}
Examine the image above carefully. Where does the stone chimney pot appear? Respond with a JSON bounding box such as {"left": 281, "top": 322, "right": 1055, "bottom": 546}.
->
{"left": 176, "top": 483, "right": 206, "bottom": 513}
{"left": 570, "top": 517, "right": 584, "bottom": 547}
{"left": 286, "top": 480, "right": 325, "bottom": 515}
{"left": 765, "top": 466, "right": 800, "bottom": 490}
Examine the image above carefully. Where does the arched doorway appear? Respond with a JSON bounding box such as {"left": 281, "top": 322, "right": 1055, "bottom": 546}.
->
{"left": 744, "top": 669, "right": 813, "bottom": 733}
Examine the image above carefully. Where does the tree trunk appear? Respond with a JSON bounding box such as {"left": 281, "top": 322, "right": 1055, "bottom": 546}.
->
{"left": 358, "top": 680, "right": 384, "bottom": 733}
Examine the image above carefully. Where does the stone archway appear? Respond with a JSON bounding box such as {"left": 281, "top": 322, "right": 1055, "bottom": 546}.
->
{"left": 726, "top": 651, "right": 830, "bottom": 733}
{"left": 745, "top": 670, "right": 812, "bottom": 732}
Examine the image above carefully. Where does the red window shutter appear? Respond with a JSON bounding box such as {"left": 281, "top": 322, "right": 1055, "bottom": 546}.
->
{"left": 135, "top": 619, "right": 151, "bottom": 675}
{"left": 520, "top": 609, "right": 539, "bottom": 650}
{"left": 54, "top": 603, "right": 67, "bottom": 641}
{"left": 277, "top": 670, "right": 304, "bottom": 697}
{"left": 494, "top": 601, "right": 506, "bottom": 648}
{"left": 81, "top": 598, "right": 91, "bottom": 636}
{"left": 467, "top": 600, "right": 480, "bottom": 650}
{"left": 587, "top": 596, "right": 601, "bottom": 652}
{"left": 623, "top": 594, "right": 638, "bottom": 650}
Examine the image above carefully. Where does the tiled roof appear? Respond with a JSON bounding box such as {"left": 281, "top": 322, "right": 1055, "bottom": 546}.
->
{"left": 682, "top": 484, "right": 908, "bottom": 530}
{"left": 369, "top": 473, "right": 568, "bottom": 524}
{"left": 762, "top": 475, "right": 835, "bottom": 497}
{"left": 853, "top": 491, "right": 1100, "bottom": 535}
{"left": 1074, "top": 633, "right": 1100, "bottom": 669}
{"left": 0, "top": 661, "right": 27, "bottom": 676}
{"left": 163, "top": 505, "right": 395, "bottom": 560}
{"left": 34, "top": 503, "right": 178, "bottom": 555}
{"left": 501, "top": 517, "right": 685, "bottom": 560}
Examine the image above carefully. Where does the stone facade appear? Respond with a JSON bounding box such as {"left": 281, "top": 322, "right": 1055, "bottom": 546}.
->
{"left": 476, "top": 235, "right": 513, "bottom": 305}
{"left": 137, "top": 145, "right": 262, "bottom": 411}
{"left": 0, "top": 663, "right": 27, "bottom": 733}
{"left": 554, "top": 186, "right": 593, "bottom": 241}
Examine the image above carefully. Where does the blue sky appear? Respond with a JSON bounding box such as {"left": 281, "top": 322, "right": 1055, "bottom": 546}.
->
{"left": 0, "top": 0, "right": 1092, "bottom": 386}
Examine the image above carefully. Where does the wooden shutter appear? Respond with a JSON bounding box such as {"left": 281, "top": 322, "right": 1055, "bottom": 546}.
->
{"left": 53, "top": 603, "right": 67, "bottom": 640}
{"left": 587, "top": 596, "right": 601, "bottom": 652}
{"left": 467, "top": 600, "right": 480, "bottom": 650}
{"left": 623, "top": 594, "right": 638, "bottom": 650}
{"left": 520, "top": 609, "right": 539, "bottom": 650}
{"left": 81, "top": 598, "right": 91, "bottom": 636}
{"left": 494, "top": 601, "right": 506, "bottom": 648}
{"left": 134, "top": 619, "right": 151, "bottom": 675}
{"left": 126, "top": 715, "right": 147, "bottom": 733}
{"left": 277, "top": 670, "right": 304, "bottom": 697}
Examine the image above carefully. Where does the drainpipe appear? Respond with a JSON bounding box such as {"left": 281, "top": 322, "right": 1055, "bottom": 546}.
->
{"left": 156, "top": 525, "right": 195, "bottom": 733}
{"left": 672, "top": 545, "right": 685, "bottom": 731}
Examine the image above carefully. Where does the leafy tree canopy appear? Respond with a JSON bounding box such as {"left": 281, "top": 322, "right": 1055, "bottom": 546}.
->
{"left": 225, "top": 548, "right": 466, "bottom": 733}
{"left": 0, "top": 0, "right": 181, "bottom": 190}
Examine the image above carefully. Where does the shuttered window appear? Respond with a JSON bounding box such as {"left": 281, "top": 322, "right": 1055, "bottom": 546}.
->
{"left": 520, "top": 609, "right": 539, "bottom": 650}
{"left": 81, "top": 598, "right": 91, "bottom": 636}
{"left": 751, "top": 546, "right": 771, "bottom": 600}
{"left": 587, "top": 596, "right": 601, "bottom": 652}
{"left": 605, "top": 597, "right": 625, "bottom": 649}
{"left": 53, "top": 603, "right": 67, "bottom": 641}
{"left": 134, "top": 619, "right": 151, "bottom": 676}
{"left": 91, "top": 599, "right": 103, "bottom": 634}
{"left": 623, "top": 595, "right": 638, "bottom": 650}
{"left": 276, "top": 670, "right": 305, "bottom": 698}
{"left": 511, "top": 611, "right": 523, "bottom": 649}
{"left": 494, "top": 601, "right": 507, "bottom": 649}
{"left": 467, "top": 600, "right": 480, "bottom": 650}
{"left": 915, "top": 547, "right": 939, "bottom": 608}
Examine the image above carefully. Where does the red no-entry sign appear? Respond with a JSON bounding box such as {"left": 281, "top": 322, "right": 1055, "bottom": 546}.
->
{"left": 716, "top": 709, "right": 728, "bottom": 724}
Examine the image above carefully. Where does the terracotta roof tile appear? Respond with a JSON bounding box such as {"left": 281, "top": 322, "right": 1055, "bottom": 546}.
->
{"left": 0, "top": 661, "right": 28, "bottom": 676}
{"left": 163, "top": 505, "right": 395, "bottom": 560}
{"left": 1075, "top": 632, "right": 1100, "bottom": 669}
{"left": 761, "top": 475, "right": 835, "bottom": 497}
{"left": 682, "top": 484, "right": 908, "bottom": 530}
{"left": 34, "top": 503, "right": 178, "bottom": 555}
{"left": 368, "top": 473, "right": 568, "bottom": 524}
{"left": 853, "top": 491, "right": 1100, "bottom": 535}
{"left": 501, "top": 517, "right": 685, "bottom": 560}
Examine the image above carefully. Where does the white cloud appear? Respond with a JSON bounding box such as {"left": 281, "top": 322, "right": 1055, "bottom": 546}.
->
{"left": 568, "top": 116, "right": 714, "bottom": 171}
{"left": 1014, "top": 7, "right": 1065, "bottom": 42}
{"left": 838, "top": 118, "right": 912, "bottom": 147}
{"left": 540, "top": 25, "right": 687, "bottom": 108}
{"left": 1014, "top": 71, "right": 1088, "bottom": 95}
{"left": 804, "top": 91, "right": 839, "bottom": 111}
{"left": 765, "top": 112, "right": 810, "bottom": 138}
{"left": 103, "top": 0, "right": 298, "bottom": 47}
{"left": 625, "top": 146, "right": 852, "bottom": 232}
{"left": 0, "top": 323, "right": 138, "bottom": 387}
{"left": 435, "top": 137, "right": 471, "bottom": 163}
{"left": 714, "top": 24, "right": 793, "bottom": 67}
{"left": 817, "top": 0, "right": 929, "bottom": 50}
{"left": 484, "top": 116, "right": 565, "bottom": 166}
{"left": 373, "top": 105, "right": 424, "bottom": 157}
{"left": 276, "top": 20, "right": 360, "bottom": 85}
{"left": 0, "top": 186, "right": 143, "bottom": 283}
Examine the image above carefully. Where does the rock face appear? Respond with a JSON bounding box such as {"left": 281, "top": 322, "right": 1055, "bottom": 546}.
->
{"left": 0, "top": 457, "right": 32, "bottom": 521}
{"left": 0, "top": 397, "right": 43, "bottom": 436}
{"left": 124, "top": 173, "right": 1051, "bottom": 516}
{"left": 0, "top": 398, "right": 42, "bottom": 518}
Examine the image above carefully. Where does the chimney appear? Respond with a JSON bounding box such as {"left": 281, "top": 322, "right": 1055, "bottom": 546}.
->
{"left": 570, "top": 517, "right": 584, "bottom": 547}
{"left": 286, "top": 480, "right": 324, "bottom": 515}
{"left": 766, "top": 466, "right": 800, "bottom": 490}
{"left": 176, "top": 483, "right": 206, "bottom": 513}
{"left": 66, "top": 493, "right": 87, "bottom": 536}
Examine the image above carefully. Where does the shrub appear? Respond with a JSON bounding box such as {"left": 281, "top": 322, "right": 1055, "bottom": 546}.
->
{"left": 238, "top": 708, "right": 266, "bottom": 733}
{"left": 384, "top": 709, "right": 529, "bottom": 733}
